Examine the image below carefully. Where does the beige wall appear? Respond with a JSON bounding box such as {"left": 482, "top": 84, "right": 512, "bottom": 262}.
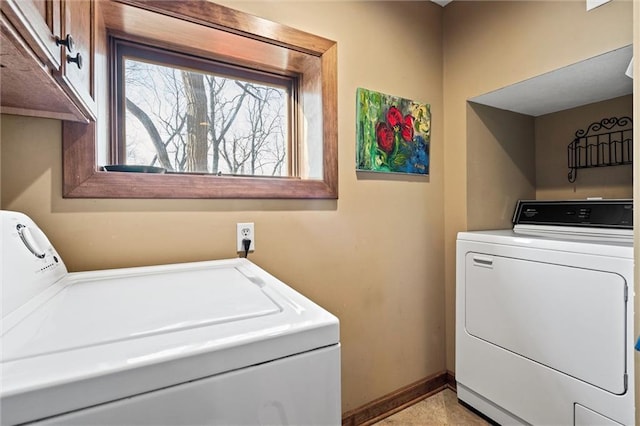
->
{"left": 443, "top": 0, "right": 633, "bottom": 371}
{"left": 536, "top": 95, "right": 633, "bottom": 200}
{"left": 467, "top": 103, "right": 536, "bottom": 230}
{"left": 464, "top": 95, "right": 633, "bottom": 234}
{"left": 0, "top": 1, "right": 445, "bottom": 413}
{"left": 464, "top": 95, "right": 633, "bottom": 233}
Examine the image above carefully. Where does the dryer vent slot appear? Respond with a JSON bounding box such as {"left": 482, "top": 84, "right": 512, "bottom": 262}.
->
{"left": 567, "top": 116, "right": 633, "bottom": 183}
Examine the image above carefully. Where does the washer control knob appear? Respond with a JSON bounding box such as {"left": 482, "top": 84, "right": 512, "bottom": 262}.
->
{"left": 16, "top": 224, "right": 46, "bottom": 259}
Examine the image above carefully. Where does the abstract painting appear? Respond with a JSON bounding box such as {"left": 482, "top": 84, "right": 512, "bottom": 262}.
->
{"left": 356, "top": 88, "right": 430, "bottom": 175}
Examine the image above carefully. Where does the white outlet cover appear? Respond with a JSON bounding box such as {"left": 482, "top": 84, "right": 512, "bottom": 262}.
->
{"left": 236, "top": 223, "right": 255, "bottom": 252}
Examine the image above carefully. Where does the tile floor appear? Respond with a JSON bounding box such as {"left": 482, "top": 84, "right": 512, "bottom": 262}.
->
{"left": 373, "top": 389, "right": 492, "bottom": 425}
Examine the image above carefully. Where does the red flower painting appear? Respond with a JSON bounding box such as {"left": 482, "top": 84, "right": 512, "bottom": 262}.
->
{"left": 376, "top": 106, "right": 415, "bottom": 154}
{"left": 386, "top": 106, "right": 414, "bottom": 141}
{"left": 357, "top": 88, "right": 430, "bottom": 175}
{"left": 375, "top": 122, "right": 395, "bottom": 153}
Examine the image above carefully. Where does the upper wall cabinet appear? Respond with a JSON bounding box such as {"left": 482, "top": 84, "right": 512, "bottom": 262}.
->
{"left": 8, "top": 0, "right": 63, "bottom": 69}
{"left": 0, "top": 0, "right": 95, "bottom": 122}
{"left": 59, "top": 0, "right": 94, "bottom": 116}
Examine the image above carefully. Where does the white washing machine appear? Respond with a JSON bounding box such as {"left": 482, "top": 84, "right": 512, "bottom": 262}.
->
{"left": 456, "top": 199, "right": 634, "bottom": 426}
{"left": 0, "top": 210, "right": 341, "bottom": 425}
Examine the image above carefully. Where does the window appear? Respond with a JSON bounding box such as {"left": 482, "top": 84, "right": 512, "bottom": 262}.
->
{"left": 114, "top": 39, "right": 295, "bottom": 177}
{"left": 62, "top": 0, "right": 337, "bottom": 199}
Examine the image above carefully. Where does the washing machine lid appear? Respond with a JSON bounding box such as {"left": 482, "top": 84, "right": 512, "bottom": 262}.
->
{"left": 1, "top": 258, "right": 339, "bottom": 425}
{"left": 1, "top": 263, "right": 281, "bottom": 361}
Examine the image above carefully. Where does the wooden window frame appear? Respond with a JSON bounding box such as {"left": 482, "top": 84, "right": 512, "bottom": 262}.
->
{"left": 63, "top": 0, "right": 338, "bottom": 199}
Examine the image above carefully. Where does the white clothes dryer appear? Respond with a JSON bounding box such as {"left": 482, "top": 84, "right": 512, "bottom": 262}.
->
{"left": 456, "top": 199, "right": 634, "bottom": 426}
{"left": 0, "top": 210, "right": 341, "bottom": 425}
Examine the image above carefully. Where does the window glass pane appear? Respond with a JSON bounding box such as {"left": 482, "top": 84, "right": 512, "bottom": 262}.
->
{"left": 123, "top": 57, "right": 289, "bottom": 176}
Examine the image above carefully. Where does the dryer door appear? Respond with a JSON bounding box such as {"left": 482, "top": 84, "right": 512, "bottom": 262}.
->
{"left": 465, "top": 252, "right": 627, "bottom": 394}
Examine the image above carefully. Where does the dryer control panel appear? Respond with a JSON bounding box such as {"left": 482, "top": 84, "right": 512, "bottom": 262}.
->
{"left": 513, "top": 199, "right": 632, "bottom": 229}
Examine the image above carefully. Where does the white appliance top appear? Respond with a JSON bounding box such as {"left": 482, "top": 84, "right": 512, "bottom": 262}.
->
{"left": 513, "top": 224, "right": 633, "bottom": 242}
{"left": 0, "top": 211, "right": 339, "bottom": 424}
{"left": 458, "top": 229, "right": 633, "bottom": 259}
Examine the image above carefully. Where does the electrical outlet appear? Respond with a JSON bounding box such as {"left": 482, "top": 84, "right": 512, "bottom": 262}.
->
{"left": 236, "top": 223, "right": 255, "bottom": 252}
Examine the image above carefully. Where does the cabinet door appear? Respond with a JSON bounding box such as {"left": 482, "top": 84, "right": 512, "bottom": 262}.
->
{"left": 1, "top": 0, "right": 62, "bottom": 69}
{"left": 59, "top": 0, "right": 95, "bottom": 119}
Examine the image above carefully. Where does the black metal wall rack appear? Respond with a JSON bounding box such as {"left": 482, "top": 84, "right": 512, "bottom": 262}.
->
{"left": 567, "top": 116, "right": 633, "bottom": 183}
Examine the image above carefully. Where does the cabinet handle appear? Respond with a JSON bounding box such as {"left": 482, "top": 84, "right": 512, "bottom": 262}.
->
{"left": 55, "top": 34, "right": 75, "bottom": 52}
{"left": 66, "top": 53, "right": 83, "bottom": 70}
